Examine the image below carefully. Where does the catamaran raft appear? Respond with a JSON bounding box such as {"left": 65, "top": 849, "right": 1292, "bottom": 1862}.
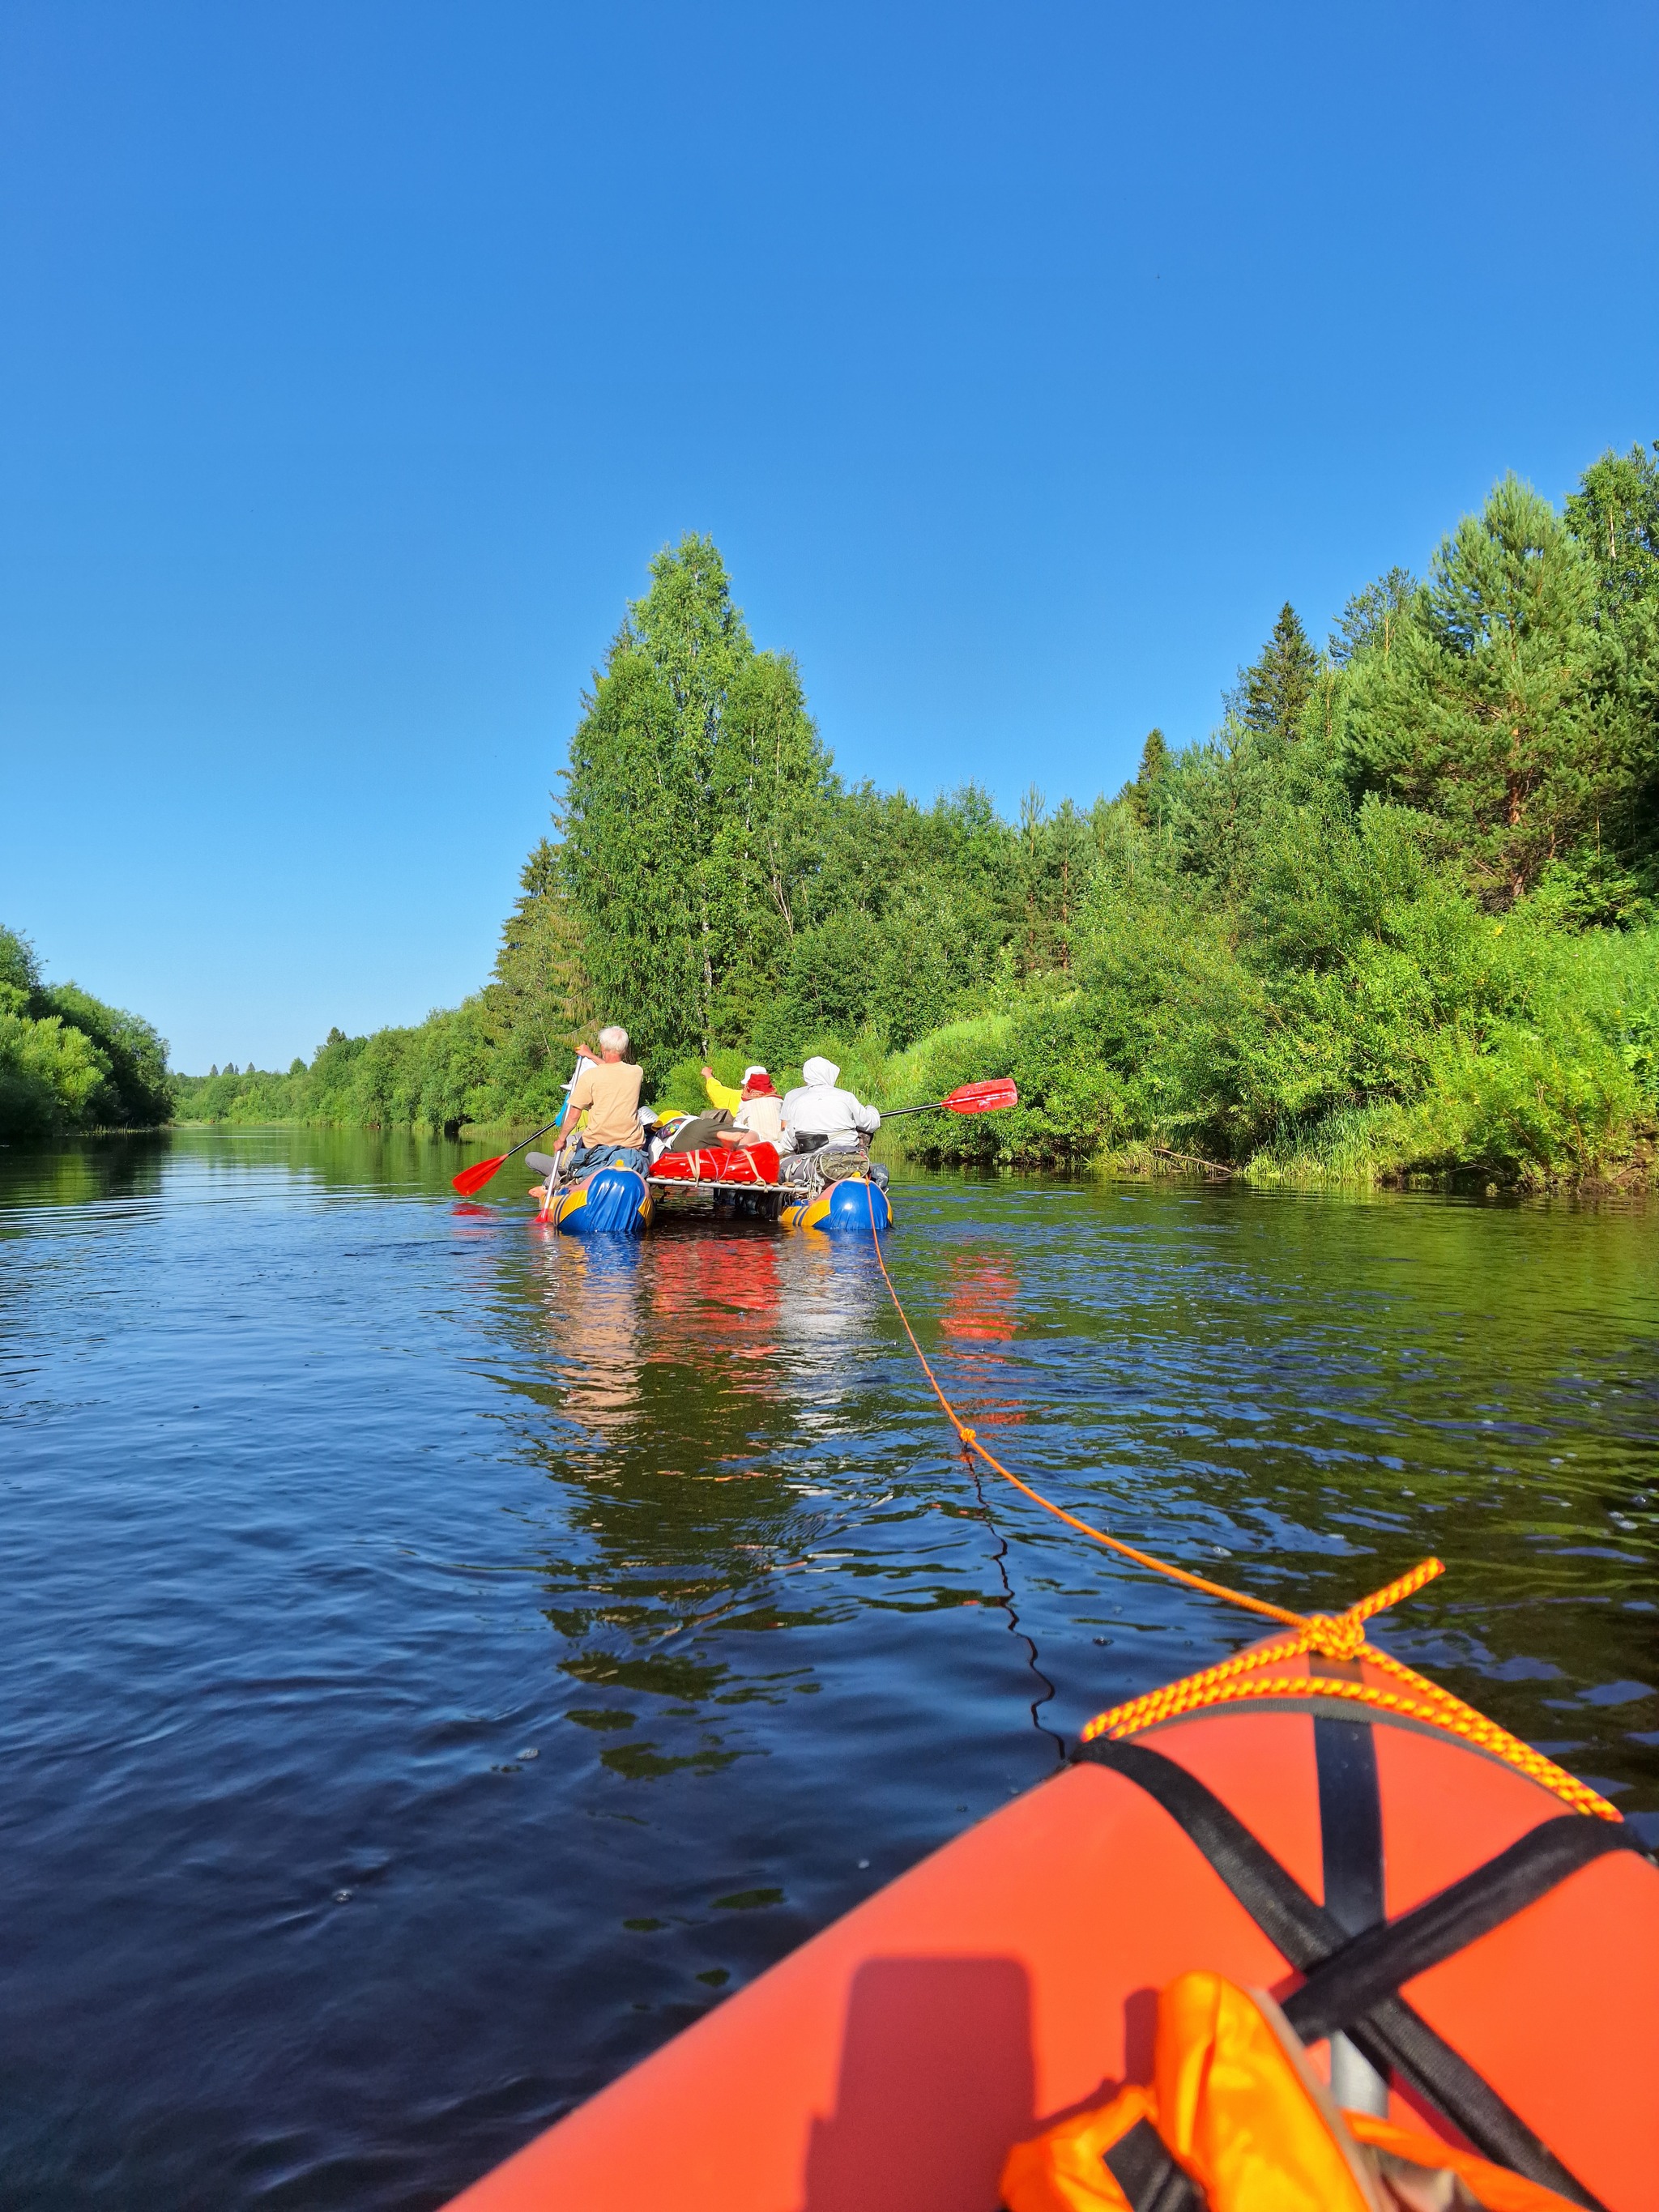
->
{"left": 451, "top": 1067, "right": 1017, "bottom": 1236}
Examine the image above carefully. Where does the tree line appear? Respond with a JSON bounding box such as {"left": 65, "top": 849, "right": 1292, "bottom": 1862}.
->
{"left": 0, "top": 926, "right": 172, "bottom": 1137}
{"left": 179, "top": 441, "right": 1659, "bottom": 1185}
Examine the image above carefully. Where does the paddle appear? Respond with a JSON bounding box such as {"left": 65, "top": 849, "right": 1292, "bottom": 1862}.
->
{"left": 450, "top": 1119, "right": 564, "bottom": 1198}
{"left": 537, "top": 1135, "right": 571, "bottom": 1224}
{"left": 878, "top": 1077, "right": 1018, "bottom": 1119}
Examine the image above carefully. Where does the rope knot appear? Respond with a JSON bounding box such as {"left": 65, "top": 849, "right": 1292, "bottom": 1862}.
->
{"left": 1306, "top": 1612, "right": 1367, "bottom": 1660}
{"left": 956, "top": 1424, "right": 977, "bottom": 1450}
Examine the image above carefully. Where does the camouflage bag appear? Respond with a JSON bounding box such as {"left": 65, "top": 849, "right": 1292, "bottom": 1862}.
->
{"left": 816, "top": 1148, "right": 871, "bottom": 1184}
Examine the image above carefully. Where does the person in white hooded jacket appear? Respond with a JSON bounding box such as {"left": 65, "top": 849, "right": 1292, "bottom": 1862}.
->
{"left": 778, "top": 1057, "right": 881, "bottom": 1183}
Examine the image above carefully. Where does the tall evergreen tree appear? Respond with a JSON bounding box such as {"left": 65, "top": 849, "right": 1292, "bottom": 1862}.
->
{"left": 1119, "top": 728, "right": 1170, "bottom": 824}
{"left": 1341, "top": 474, "right": 1645, "bottom": 906}
{"left": 1238, "top": 604, "right": 1320, "bottom": 743}
{"left": 710, "top": 649, "right": 837, "bottom": 1040}
{"left": 1563, "top": 443, "right": 1659, "bottom": 892}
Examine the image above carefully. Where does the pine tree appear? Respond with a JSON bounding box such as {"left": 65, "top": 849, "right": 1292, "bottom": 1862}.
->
{"left": 1342, "top": 474, "right": 1641, "bottom": 906}
{"left": 710, "top": 649, "right": 837, "bottom": 1039}
{"left": 1239, "top": 604, "right": 1320, "bottom": 742}
{"left": 1047, "top": 797, "right": 1090, "bottom": 969}
{"left": 1137, "top": 727, "right": 1170, "bottom": 783}
{"left": 1119, "top": 728, "right": 1170, "bottom": 824}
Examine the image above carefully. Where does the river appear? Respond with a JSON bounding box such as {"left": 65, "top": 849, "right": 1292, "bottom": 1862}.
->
{"left": 2, "top": 1130, "right": 1655, "bottom": 2209}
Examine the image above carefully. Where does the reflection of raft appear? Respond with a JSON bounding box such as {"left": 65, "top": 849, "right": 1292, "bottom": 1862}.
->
{"left": 648, "top": 1141, "right": 893, "bottom": 1235}
{"left": 443, "top": 1630, "right": 1658, "bottom": 2212}
{"left": 546, "top": 1166, "right": 653, "bottom": 1238}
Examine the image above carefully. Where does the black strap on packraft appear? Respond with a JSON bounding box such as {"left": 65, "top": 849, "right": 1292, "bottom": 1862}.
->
{"left": 1072, "top": 1731, "right": 1648, "bottom": 2210}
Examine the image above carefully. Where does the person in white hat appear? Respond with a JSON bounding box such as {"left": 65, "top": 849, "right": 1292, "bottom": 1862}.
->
{"left": 699, "top": 1062, "right": 784, "bottom": 1148}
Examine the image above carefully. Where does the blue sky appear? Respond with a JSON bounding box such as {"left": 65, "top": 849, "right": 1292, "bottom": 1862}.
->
{"left": 2, "top": 2, "right": 1656, "bottom": 1072}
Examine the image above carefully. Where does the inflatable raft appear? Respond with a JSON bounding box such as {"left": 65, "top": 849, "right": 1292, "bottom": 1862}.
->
{"left": 776, "top": 1174, "right": 893, "bottom": 1234}
{"left": 444, "top": 1624, "right": 1657, "bottom": 2212}
{"left": 545, "top": 1165, "right": 653, "bottom": 1238}
{"left": 648, "top": 1140, "right": 893, "bottom": 1235}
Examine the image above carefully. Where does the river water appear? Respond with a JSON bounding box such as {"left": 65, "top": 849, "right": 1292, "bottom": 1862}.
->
{"left": 2, "top": 1131, "right": 1655, "bottom": 2209}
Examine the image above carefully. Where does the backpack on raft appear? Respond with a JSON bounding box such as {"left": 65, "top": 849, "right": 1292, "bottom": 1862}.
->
{"left": 816, "top": 1147, "right": 872, "bottom": 1184}
{"left": 662, "top": 1110, "right": 735, "bottom": 1153}
{"left": 650, "top": 1141, "right": 780, "bottom": 1186}
{"left": 1002, "top": 1970, "right": 1581, "bottom": 2211}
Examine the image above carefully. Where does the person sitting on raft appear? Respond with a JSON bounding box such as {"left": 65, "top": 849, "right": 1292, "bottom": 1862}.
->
{"left": 527, "top": 1027, "right": 649, "bottom": 1193}
{"left": 778, "top": 1057, "right": 885, "bottom": 1185}
{"left": 663, "top": 1063, "right": 778, "bottom": 1153}
{"left": 700, "top": 1063, "right": 784, "bottom": 1149}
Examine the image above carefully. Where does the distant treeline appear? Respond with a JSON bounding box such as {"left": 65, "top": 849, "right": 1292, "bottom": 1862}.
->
{"left": 0, "top": 927, "right": 171, "bottom": 1137}
{"left": 181, "top": 444, "right": 1659, "bottom": 1187}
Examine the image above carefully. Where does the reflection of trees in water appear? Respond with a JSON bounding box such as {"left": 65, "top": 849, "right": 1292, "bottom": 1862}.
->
{"left": 0, "top": 1132, "right": 173, "bottom": 1208}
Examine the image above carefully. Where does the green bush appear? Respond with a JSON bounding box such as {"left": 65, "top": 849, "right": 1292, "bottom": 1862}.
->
{"left": 0, "top": 925, "right": 173, "bottom": 1137}
{"left": 0, "top": 991, "right": 109, "bottom": 1135}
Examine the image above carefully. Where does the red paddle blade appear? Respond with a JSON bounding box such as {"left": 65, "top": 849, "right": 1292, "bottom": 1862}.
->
{"left": 944, "top": 1078, "right": 1018, "bottom": 1115}
{"left": 451, "top": 1153, "right": 507, "bottom": 1196}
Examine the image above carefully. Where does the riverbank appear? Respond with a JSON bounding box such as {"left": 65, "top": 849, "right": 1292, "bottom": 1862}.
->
{"left": 174, "top": 914, "right": 1659, "bottom": 1194}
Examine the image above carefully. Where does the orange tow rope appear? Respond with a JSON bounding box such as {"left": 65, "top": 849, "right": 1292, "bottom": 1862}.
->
{"left": 863, "top": 1186, "right": 1619, "bottom": 1821}
{"left": 861, "top": 1183, "right": 1307, "bottom": 1627}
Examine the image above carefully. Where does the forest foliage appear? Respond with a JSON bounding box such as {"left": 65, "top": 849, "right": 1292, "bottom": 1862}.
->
{"left": 0, "top": 926, "right": 172, "bottom": 1137}
{"left": 175, "top": 441, "right": 1659, "bottom": 1187}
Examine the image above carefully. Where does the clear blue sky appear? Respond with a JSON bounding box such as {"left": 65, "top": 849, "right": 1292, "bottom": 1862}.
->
{"left": 2, "top": 2, "right": 1656, "bottom": 1072}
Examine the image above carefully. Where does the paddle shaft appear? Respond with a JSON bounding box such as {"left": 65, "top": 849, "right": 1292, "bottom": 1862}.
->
{"left": 879, "top": 1094, "right": 1009, "bottom": 1118}
{"left": 538, "top": 1132, "right": 573, "bottom": 1223}
{"left": 496, "top": 1117, "right": 561, "bottom": 1162}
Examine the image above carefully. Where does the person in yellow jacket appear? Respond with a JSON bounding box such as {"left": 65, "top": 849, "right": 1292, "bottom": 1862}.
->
{"left": 698, "top": 1063, "right": 784, "bottom": 1148}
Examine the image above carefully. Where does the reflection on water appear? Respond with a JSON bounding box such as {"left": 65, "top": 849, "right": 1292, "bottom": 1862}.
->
{"left": 0, "top": 1131, "right": 1655, "bottom": 2210}
{"left": 940, "top": 1251, "right": 1026, "bottom": 1433}
{"left": 536, "top": 1237, "right": 650, "bottom": 1438}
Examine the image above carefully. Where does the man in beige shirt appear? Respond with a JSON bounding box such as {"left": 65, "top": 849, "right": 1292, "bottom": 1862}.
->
{"left": 528, "top": 1027, "right": 649, "bottom": 1187}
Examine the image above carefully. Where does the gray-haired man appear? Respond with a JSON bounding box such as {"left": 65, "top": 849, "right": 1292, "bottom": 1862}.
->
{"left": 529, "top": 1027, "right": 650, "bottom": 1186}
